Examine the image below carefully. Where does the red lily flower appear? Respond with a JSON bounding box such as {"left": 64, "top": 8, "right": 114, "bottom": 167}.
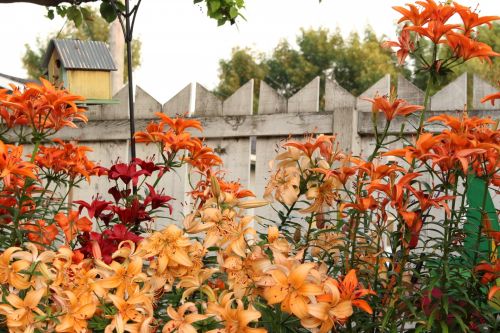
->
{"left": 74, "top": 198, "right": 112, "bottom": 220}
{"left": 144, "top": 184, "right": 173, "bottom": 212}
{"left": 112, "top": 198, "right": 151, "bottom": 226}
{"left": 108, "top": 161, "right": 149, "bottom": 186}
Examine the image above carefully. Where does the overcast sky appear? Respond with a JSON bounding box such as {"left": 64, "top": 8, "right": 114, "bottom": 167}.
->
{"left": 0, "top": 0, "right": 498, "bottom": 103}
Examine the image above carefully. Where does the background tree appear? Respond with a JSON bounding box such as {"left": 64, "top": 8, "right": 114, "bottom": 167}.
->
{"left": 215, "top": 27, "right": 405, "bottom": 108}
{"left": 21, "top": 6, "right": 141, "bottom": 81}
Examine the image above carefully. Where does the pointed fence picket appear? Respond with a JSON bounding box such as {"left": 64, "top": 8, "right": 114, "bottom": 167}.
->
{"left": 54, "top": 73, "right": 498, "bottom": 229}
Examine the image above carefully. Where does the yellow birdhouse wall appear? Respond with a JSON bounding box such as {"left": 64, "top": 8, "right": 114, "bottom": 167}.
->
{"left": 66, "top": 70, "right": 112, "bottom": 100}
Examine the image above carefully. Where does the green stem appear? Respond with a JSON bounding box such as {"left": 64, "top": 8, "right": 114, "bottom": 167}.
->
{"left": 368, "top": 119, "right": 391, "bottom": 162}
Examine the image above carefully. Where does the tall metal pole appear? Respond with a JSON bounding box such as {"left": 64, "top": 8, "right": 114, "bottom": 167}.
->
{"left": 125, "top": 0, "right": 136, "bottom": 160}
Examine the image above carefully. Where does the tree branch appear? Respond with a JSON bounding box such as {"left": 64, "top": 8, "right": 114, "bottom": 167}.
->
{"left": 0, "top": 0, "right": 97, "bottom": 6}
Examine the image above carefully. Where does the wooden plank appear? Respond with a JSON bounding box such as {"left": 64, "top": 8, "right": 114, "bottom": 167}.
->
{"left": 397, "top": 74, "right": 424, "bottom": 106}
{"left": 430, "top": 73, "right": 467, "bottom": 111}
{"left": 258, "top": 81, "right": 286, "bottom": 114}
{"left": 101, "top": 83, "right": 129, "bottom": 120}
{"left": 472, "top": 75, "right": 499, "bottom": 111}
{"left": 254, "top": 137, "right": 283, "bottom": 229}
{"left": 71, "top": 141, "right": 129, "bottom": 203}
{"left": 287, "top": 76, "right": 320, "bottom": 113}
{"left": 357, "top": 74, "right": 391, "bottom": 112}
{"left": 194, "top": 83, "right": 222, "bottom": 116}
{"left": 163, "top": 83, "right": 192, "bottom": 116}
{"left": 217, "top": 81, "right": 254, "bottom": 188}
{"left": 135, "top": 85, "right": 162, "bottom": 119}
{"left": 357, "top": 109, "right": 499, "bottom": 135}
{"left": 53, "top": 113, "right": 334, "bottom": 141}
{"left": 136, "top": 143, "right": 187, "bottom": 228}
{"left": 223, "top": 79, "right": 253, "bottom": 116}
{"left": 325, "top": 79, "right": 356, "bottom": 152}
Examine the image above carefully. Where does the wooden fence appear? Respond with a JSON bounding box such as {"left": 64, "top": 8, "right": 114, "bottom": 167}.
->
{"left": 55, "top": 73, "right": 499, "bottom": 223}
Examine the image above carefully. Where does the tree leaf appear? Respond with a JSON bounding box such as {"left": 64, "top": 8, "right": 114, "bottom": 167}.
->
{"left": 229, "top": 7, "right": 238, "bottom": 19}
{"left": 100, "top": 1, "right": 117, "bottom": 23}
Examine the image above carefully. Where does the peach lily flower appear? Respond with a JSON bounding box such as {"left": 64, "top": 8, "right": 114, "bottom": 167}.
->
{"left": 0, "top": 288, "right": 47, "bottom": 331}
{"left": 54, "top": 291, "right": 96, "bottom": 333}
{"left": 162, "top": 302, "right": 208, "bottom": 333}
{"left": 263, "top": 263, "right": 323, "bottom": 319}
{"left": 207, "top": 292, "right": 266, "bottom": 333}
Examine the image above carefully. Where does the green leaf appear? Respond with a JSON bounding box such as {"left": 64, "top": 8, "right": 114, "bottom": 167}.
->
{"left": 46, "top": 8, "right": 54, "bottom": 20}
{"left": 100, "top": 2, "right": 117, "bottom": 23}
{"left": 67, "top": 6, "right": 83, "bottom": 27}
{"left": 210, "top": 0, "right": 221, "bottom": 14}
{"left": 439, "top": 321, "right": 449, "bottom": 333}
{"left": 229, "top": 7, "right": 238, "bottom": 19}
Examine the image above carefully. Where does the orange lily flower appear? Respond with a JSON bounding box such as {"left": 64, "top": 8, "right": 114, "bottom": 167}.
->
{"left": 134, "top": 121, "right": 167, "bottom": 144}
{"left": 453, "top": 2, "right": 500, "bottom": 35}
{"left": 405, "top": 21, "right": 461, "bottom": 44}
{"left": 55, "top": 210, "right": 93, "bottom": 243}
{"left": 332, "top": 269, "right": 375, "bottom": 314}
{"left": 392, "top": 4, "right": 431, "bottom": 26}
{"left": 300, "top": 177, "right": 340, "bottom": 214}
{"left": 384, "top": 132, "right": 440, "bottom": 164}
{"left": 382, "top": 28, "right": 415, "bottom": 64}
{"left": 1, "top": 78, "right": 86, "bottom": 133}
{"left": 416, "top": 0, "right": 456, "bottom": 24}
{"left": 284, "top": 135, "right": 334, "bottom": 159}
{"left": 156, "top": 112, "right": 203, "bottom": 134}
{"left": 0, "top": 141, "right": 37, "bottom": 188}
{"left": 22, "top": 219, "right": 59, "bottom": 247}
{"left": 361, "top": 95, "right": 424, "bottom": 121}
{"left": 480, "top": 91, "right": 500, "bottom": 106}
{"left": 445, "top": 32, "right": 500, "bottom": 64}
{"left": 263, "top": 263, "right": 323, "bottom": 319}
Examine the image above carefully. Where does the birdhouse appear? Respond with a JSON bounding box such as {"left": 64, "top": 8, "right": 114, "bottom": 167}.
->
{"left": 42, "top": 39, "right": 117, "bottom": 103}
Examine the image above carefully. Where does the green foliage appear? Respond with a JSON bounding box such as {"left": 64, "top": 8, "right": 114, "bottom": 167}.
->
{"left": 215, "top": 27, "right": 407, "bottom": 105}
{"left": 23, "top": 6, "right": 141, "bottom": 81}
{"left": 46, "top": 1, "right": 245, "bottom": 27}
{"left": 194, "top": 0, "right": 245, "bottom": 26}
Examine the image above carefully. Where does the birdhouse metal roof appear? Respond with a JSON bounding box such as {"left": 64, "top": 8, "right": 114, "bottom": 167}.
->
{"left": 42, "top": 39, "right": 117, "bottom": 71}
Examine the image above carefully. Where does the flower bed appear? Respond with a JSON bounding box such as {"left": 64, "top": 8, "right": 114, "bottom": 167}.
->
{"left": 0, "top": 1, "right": 499, "bottom": 332}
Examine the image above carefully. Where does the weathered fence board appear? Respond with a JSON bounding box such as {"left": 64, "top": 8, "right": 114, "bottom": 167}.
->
{"left": 430, "top": 73, "right": 467, "bottom": 111}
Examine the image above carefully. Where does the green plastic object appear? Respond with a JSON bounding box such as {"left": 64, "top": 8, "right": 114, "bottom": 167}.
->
{"left": 464, "top": 174, "right": 499, "bottom": 264}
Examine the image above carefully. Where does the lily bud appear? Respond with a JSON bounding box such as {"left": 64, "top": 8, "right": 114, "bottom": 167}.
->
{"left": 211, "top": 174, "right": 221, "bottom": 199}
{"left": 237, "top": 199, "right": 269, "bottom": 209}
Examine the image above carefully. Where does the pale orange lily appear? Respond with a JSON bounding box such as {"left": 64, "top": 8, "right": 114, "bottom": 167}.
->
{"left": 207, "top": 292, "right": 266, "bottom": 333}
{"left": 177, "top": 268, "right": 218, "bottom": 301}
{"left": 96, "top": 255, "right": 148, "bottom": 298}
{"left": 105, "top": 290, "right": 154, "bottom": 333}
{"left": 304, "top": 279, "right": 354, "bottom": 332}
{"left": 0, "top": 247, "right": 31, "bottom": 289}
{"left": 0, "top": 288, "right": 46, "bottom": 331}
{"left": 263, "top": 263, "right": 323, "bottom": 319}
{"left": 162, "top": 302, "right": 208, "bottom": 333}
{"left": 54, "top": 291, "right": 96, "bottom": 333}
